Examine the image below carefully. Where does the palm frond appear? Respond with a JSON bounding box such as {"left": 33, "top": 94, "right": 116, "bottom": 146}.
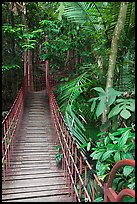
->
{"left": 120, "top": 50, "right": 135, "bottom": 91}
{"left": 63, "top": 2, "right": 93, "bottom": 25}
{"left": 124, "top": 2, "right": 135, "bottom": 36}
{"left": 104, "top": 2, "right": 121, "bottom": 39}
{"left": 56, "top": 73, "right": 91, "bottom": 148}
{"left": 60, "top": 2, "right": 107, "bottom": 33}
{"left": 56, "top": 72, "right": 90, "bottom": 112}
{"left": 65, "top": 105, "right": 88, "bottom": 150}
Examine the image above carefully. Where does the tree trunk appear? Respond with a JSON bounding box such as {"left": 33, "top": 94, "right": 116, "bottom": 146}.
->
{"left": 102, "top": 2, "right": 128, "bottom": 124}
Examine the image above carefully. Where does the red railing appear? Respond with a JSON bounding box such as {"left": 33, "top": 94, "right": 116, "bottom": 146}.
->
{"left": 46, "top": 67, "right": 104, "bottom": 201}
{"left": 2, "top": 73, "right": 28, "bottom": 180}
{"left": 45, "top": 58, "right": 135, "bottom": 202}
{"left": 104, "top": 159, "right": 135, "bottom": 202}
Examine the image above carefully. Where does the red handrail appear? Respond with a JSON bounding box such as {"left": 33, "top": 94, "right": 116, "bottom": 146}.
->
{"left": 104, "top": 159, "right": 135, "bottom": 202}
{"left": 45, "top": 35, "right": 135, "bottom": 202}
{"left": 2, "top": 74, "right": 27, "bottom": 180}
{"left": 46, "top": 66, "right": 135, "bottom": 202}
{"left": 45, "top": 60, "right": 135, "bottom": 202}
{"left": 46, "top": 59, "right": 105, "bottom": 201}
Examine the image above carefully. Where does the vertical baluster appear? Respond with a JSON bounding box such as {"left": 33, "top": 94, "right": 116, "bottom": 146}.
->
{"left": 79, "top": 155, "right": 82, "bottom": 200}
{"left": 84, "top": 165, "right": 87, "bottom": 201}
{"left": 74, "top": 145, "right": 77, "bottom": 202}
{"left": 71, "top": 139, "right": 74, "bottom": 198}
{"left": 61, "top": 124, "right": 65, "bottom": 174}
{"left": 66, "top": 129, "right": 69, "bottom": 186}
{"left": 63, "top": 126, "right": 67, "bottom": 182}
{"left": 5, "top": 119, "right": 8, "bottom": 175}
{"left": 68, "top": 135, "right": 71, "bottom": 195}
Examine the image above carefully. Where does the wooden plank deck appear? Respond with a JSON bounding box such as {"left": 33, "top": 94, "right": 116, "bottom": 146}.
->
{"left": 2, "top": 91, "right": 73, "bottom": 202}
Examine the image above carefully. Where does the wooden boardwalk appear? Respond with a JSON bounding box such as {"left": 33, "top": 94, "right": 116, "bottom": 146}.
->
{"left": 2, "top": 91, "right": 73, "bottom": 202}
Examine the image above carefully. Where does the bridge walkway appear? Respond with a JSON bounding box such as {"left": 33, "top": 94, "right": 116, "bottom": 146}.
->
{"left": 2, "top": 90, "right": 73, "bottom": 202}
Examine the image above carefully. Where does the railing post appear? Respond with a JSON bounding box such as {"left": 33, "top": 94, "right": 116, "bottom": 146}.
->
{"left": 27, "top": 50, "right": 33, "bottom": 92}
{"left": 24, "top": 51, "right": 27, "bottom": 76}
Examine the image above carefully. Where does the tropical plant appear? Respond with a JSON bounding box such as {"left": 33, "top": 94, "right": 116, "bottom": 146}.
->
{"left": 89, "top": 126, "right": 135, "bottom": 202}
{"left": 88, "top": 87, "right": 123, "bottom": 119}
{"left": 55, "top": 145, "right": 62, "bottom": 167}
{"left": 56, "top": 73, "right": 92, "bottom": 147}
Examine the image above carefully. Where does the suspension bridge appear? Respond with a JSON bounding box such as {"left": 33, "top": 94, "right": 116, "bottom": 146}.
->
{"left": 2, "top": 36, "right": 135, "bottom": 202}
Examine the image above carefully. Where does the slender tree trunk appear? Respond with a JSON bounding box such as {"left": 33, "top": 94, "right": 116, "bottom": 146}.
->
{"left": 102, "top": 2, "right": 128, "bottom": 124}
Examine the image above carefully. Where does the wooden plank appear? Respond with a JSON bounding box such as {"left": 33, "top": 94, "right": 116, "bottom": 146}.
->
{"left": 7, "top": 162, "right": 57, "bottom": 169}
{"left": 2, "top": 188, "right": 69, "bottom": 201}
{"left": 3, "top": 172, "right": 64, "bottom": 181}
{"left": 4, "top": 166, "right": 51, "bottom": 172}
{"left": 2, "top": 177, "right": 67, "bottom": 189}
{"left": 10, "top": 155, "right": 56, "bottom": 160}
{"left": 2, "top": 183, "right": 68, "bottom": 195}
{"left": 11, "top": 150, "right": 57, "bottom": 154}
{"left": 2, "top": 194, "right": 73, "bottom": 202}
{"left": 4, "top": 169, "right": 63, "bottom": 177}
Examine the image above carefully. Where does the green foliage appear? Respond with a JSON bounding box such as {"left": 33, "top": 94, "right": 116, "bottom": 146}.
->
{"left": 108, "top": 98, "right": 135, "bottom": 120}
{"left": 2, "top": 64, "right": 21, "bottom": 71}
{"left": 57, "top": 72, "right": 90, "bottom": 110}
{"left": 56, "top": 73, "right": 93, "bottom": 148}
{"left": 89, "top": 87, "right": 123, "bottom": 118}
{"left": 2, "top": 2, "right": 135, "bottom": 201}
{"left": 55, "top": 145, "right": 62, "bottom": 165}
{"left": 20, "top": 39, "right": 37, "bottom": 50}
{"left": 90, "top": 127, "right": 135, "bottom": 184}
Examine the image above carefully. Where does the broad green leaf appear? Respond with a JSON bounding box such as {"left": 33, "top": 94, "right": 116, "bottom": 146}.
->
{"left": 101, "top": 150, "right": 115, "bottom": 161}
{"left": 127, "top": 104, "right": 135, "bottom": 112}
{"left": 118, "top": 180, "right": 125, "bottom": 191}
{"left": 108, "top": 104, "right": 122, "bottom": 118}
{"left": 87, "top": 142, "right": 91, "bottom": 151}
{"left": 118, "top": 130, "right": 130, "bottom": 147}
{"left": 107, "top": 94, "right": 116, "bottom": 107}
{"left": 109, "top": 131, "right": 120, "bottom": 137}
{"left": 90, "top": 100, "right": 96, "bottom": 112}
{"left": 92, "top": 151, "right": 104, "bottom": 160}
{"left": 94, "top": 87, "right": 105, "bottom": 94}
{"left": 104, "top": 136, "right": 110, "bottom": 146}
{"left": 116, "top": 98, "right": 125, "bottom": 103}
{"left": 120, "top": 109, "right": 131, "bottom": 119}
{"left": 96, "top": 96, "right": 106, "bottom": 117}
{"left": 123, "top": 166, "right": 134, "bottom": 177}
{"left": 97, "top": 131, "right": 106, "bottom": 137}
{"left": 117, "top": 127, "right": 131, "bottom": 132}
{"left": 108, "top": 133, "right": 115, "bottom": 141}
{"left": 121, "top": 152, "right": 134, "bottom": 160}
{"left": 128, "top": 183, "right": 135, "bottom": 190}
{"left": 107, "top": 87, "right": 123, "bottom": 106}
{"left": 114, "top": 152, "right": 121, "bottom": 162}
